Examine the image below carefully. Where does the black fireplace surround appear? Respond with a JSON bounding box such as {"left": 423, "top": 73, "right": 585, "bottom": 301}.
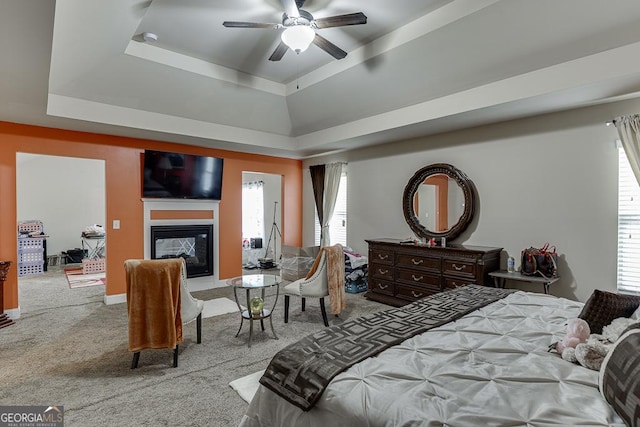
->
{"left": 150, "top": 224, "right": 213, "bottom": 278}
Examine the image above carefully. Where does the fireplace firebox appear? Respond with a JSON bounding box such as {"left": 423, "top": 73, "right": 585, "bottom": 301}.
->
{"left": 150, "top": 225, "right": 213, "bottom": 278}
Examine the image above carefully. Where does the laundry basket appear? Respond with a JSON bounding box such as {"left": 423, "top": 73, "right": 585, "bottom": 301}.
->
{"left": 82, "top": 259, "right": 106, "bottom": 274}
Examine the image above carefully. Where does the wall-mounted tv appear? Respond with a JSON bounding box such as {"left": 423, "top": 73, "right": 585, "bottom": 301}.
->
{"left": 143, "top": 149, "right": 224, "bottom": 200}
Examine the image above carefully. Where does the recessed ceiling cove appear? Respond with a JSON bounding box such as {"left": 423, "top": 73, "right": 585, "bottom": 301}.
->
{"left": 15, "top": 0, "right": 640, "bottom": 158}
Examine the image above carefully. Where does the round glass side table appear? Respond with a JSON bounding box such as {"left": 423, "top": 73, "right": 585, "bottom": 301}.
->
{"left": 227, "top": 274, "right": 281, "bottom": 347}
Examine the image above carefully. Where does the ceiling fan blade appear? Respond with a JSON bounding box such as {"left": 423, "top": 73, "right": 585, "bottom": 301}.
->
{"left": 222, "top": 21, "right": 280, "bottom": 29}
{"left": 314, "top": 12, "right": 367, "bottom": 29}
{"left": 312, "top": 33, "right": 347, "bottom": 60}
{"left": 268, "top": 41, "right": 289, "bottom": 61}
{"left": 280, "top": 0, "right": 300, "bottom": 18}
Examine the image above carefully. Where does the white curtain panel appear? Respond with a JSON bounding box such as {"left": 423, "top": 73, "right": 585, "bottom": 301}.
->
{"left": 320, "top": 163, "right": 343, "bottom": 247}
{"left": 616, "top": 114, "right": 640, "bottom": 185}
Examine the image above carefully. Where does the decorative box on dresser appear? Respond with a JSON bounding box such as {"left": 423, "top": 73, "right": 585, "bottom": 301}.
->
{"left": 365, "top": 238, "right": 502, "bottom": 307}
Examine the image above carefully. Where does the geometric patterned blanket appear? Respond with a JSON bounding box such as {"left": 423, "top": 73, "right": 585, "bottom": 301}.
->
{"left": 259, "top": 285, "right": 516, "bottom": 411}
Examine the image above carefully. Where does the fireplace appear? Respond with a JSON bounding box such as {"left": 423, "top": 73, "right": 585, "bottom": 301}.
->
{"left": 150, "top": 225, "right": 213, "bottom": 278}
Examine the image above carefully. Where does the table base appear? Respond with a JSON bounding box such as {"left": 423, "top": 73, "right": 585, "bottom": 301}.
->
{"left": 235, "top": 309, "right": 278, "bottom": 348}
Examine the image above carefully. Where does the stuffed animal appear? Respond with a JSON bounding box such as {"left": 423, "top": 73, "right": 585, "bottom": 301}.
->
{"left": 601, "top": 317, "right": 638, "bottom": 342}
{"left": 554, "top": 317, "right": 638, "bottom": 371}
{"left": 573, "top": 341, "right": 608, "bottom": 370}
{"left": 555, "top": 318, "right": 590, "bottom": 354}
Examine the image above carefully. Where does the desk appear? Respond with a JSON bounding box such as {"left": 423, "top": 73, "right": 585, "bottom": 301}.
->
{"left": 227, "top": 274, "right": 281, "bottom": 347}
{"left": 81, "top": 235, "right": 105, "bottom": 260}
{"left": 489, "top": 270, "right": 559, "bottom": 294}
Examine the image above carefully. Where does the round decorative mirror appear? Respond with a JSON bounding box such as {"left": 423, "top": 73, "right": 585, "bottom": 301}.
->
{"left": 402, "top": 163, "right": 476, "bottom": 242}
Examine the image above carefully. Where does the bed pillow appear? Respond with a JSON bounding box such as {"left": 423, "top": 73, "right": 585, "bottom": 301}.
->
{"left": 599, "top": 328, "right": 640, "bottom": 426}
{"left": 578, "top": 290, "right": 640, "bottom": 334}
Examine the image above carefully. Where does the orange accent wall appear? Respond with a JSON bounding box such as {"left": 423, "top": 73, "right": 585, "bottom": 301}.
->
{"left": 0, "top": 121, "right": 302, "bottom": 312}
{"left": 150, "top": 210, "right": 214, "bottom": 220}
{"left": 424, "top": 175, "right": 449, "bottom": 232}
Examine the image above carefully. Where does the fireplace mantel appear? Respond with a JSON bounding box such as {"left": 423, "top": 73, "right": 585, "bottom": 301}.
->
{"left": 143, "top": 199, "right": 221, "bottom": 290}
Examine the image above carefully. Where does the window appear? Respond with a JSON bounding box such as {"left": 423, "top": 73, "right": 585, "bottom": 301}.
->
{"left": 242, "top": 181, "right": 264, "bottom": 240}
{"left": 617, "top": 146, "right": 640, "bottom": 295}
{"left": 315, "top": 172, "right": 347, "bottom": 246}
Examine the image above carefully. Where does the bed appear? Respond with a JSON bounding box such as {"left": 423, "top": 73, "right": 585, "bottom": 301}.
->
{"left": 240, "top": 285, "right": 633, "bottom": 426}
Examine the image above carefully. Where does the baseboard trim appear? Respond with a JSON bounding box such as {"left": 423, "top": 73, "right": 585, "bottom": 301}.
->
{"left": 104, "top": 293, "right": 126, "bottom": 305}
{"left": 5, "top": 306, "right": 20, "bottom": 319}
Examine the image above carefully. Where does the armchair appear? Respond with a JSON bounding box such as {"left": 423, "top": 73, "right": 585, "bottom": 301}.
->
{"left": 282, "top": 244, "right": 345, "bottom": 327}
{"left": 283, "top": 251, "right": 330, "bottom": 327}
{"left": 124, "top": 258, "right": 204, "bottom": 369}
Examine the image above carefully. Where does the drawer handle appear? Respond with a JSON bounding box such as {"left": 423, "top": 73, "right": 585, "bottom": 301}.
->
{"left": 452, "top": 264, "right": 466, "bottom": 271}
{"left": 378, "top": 283, "right": 388, "bottom": 290}
{"left": 411, "top": 258, "right": 423, "bottom": 265}
{"left": 452, "top": 282, "right": 463, "bottom": 288}
{"left": 411, "top": 275, "right": 423, "bottom": 282}
{"left": 377, "top": 254, "right": 389, "bottom": 260}
{"left": 378, "top": 268, "right": 389, "bottom": 275}
{"left": 411, "top": 291, "right": 423, "bottom": 298}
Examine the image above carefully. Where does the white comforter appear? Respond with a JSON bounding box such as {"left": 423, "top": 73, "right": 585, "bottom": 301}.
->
{"left": 241, "top": 291, "right": 623, "bottom": 426}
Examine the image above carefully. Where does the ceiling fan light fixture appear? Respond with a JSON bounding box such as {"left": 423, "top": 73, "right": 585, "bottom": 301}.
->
{"left": 281, "top": 25, "right": 315, "bottom": 53}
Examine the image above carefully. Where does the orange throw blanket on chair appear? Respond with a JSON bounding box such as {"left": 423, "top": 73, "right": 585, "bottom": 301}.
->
{"left": 305, "top": 244, "right": 345, "bottom": 315}
{"left": 125, "top": 258, "right": 183, "bottom": 352}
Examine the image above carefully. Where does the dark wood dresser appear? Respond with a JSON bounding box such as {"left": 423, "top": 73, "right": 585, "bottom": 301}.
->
{"left": 365, "top": 238, "right": 502, "bottom": 307}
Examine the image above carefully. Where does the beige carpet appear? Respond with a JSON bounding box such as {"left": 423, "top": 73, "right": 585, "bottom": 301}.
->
{"left": 6, "top": 268, "right": 386, "bottom": 426}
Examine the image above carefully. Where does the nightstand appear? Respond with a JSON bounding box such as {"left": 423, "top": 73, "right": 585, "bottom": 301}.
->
{"left": 489, "top": 270, "right": 559, "bottom": 294}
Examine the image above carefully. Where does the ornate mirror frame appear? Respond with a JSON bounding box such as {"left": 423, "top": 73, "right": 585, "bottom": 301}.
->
{"left": 402, "top": 163, "right": 476, "bottom": 242}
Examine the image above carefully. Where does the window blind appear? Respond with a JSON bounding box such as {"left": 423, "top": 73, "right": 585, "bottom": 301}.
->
{"left": 315, "top": 172, "right": 347, "bottom": 247}
{"left": 618, "top": 146, "right": 640, "bottom": 295}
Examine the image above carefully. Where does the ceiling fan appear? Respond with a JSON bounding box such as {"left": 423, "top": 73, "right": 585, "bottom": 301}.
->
{"left": 222, "top": 0, "right": 367, "bottom": 61}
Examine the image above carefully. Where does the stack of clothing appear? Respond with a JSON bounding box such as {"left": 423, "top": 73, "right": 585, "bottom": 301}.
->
{"left": 344, "top": 248, "right": 368, "bottom": 294}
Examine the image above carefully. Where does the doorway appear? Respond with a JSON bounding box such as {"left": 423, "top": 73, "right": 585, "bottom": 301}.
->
{"left": 242, "top": 172, "right": 282, "bottom": 270}
{"left": 16, "top": 153, "right": 106, "bottom": 313}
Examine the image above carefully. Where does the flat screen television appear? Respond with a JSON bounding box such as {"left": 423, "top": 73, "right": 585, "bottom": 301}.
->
{"left": 143, "top": 149, "right": 224, "bottom": 200}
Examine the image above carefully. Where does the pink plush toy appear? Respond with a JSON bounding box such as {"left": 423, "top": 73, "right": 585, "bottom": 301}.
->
{"left": 556, "top": 318, "right": 591, "bottom": 353}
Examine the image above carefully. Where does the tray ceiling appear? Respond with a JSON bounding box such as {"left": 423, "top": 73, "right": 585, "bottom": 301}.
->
{"left": 2, "top": 0, "right": 640, "bottom": 158}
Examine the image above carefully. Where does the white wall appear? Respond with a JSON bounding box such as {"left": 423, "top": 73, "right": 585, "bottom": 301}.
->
{"left": 16, "top": 153, "right": 105, "bottom": 257}
{"left": 303, "top": 98, "right": 640, "bottom": 303}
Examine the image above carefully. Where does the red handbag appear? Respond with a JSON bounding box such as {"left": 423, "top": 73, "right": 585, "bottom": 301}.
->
{"left": 521, "top": 243, "right": 558, "bottom": 279}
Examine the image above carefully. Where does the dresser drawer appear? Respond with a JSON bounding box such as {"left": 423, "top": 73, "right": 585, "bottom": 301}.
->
{"left": 365, "top": 239, "right": 502, "bottom": 307}
{"left": 396, "top": 253, "right": 440, "bottom": 271}
{"left": 370, "top": 249, "right": 394, "bottom": 266}
{"left": 370, "top": 263, "right": 394, "bottom": 280}
{"left": 369, "top": 279, "right": 394, "bottom": 296}
{"left": 443, "top": 259, "right": 476, "bottom": 279}
{"left": 396, "top": 268, "right": 441, "bottom": 288}
{"left": 395, "top": 283, "right": 439, "bottom": 302}
{"left": 444, "top": 278, "right": 471, "bottom": 290}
